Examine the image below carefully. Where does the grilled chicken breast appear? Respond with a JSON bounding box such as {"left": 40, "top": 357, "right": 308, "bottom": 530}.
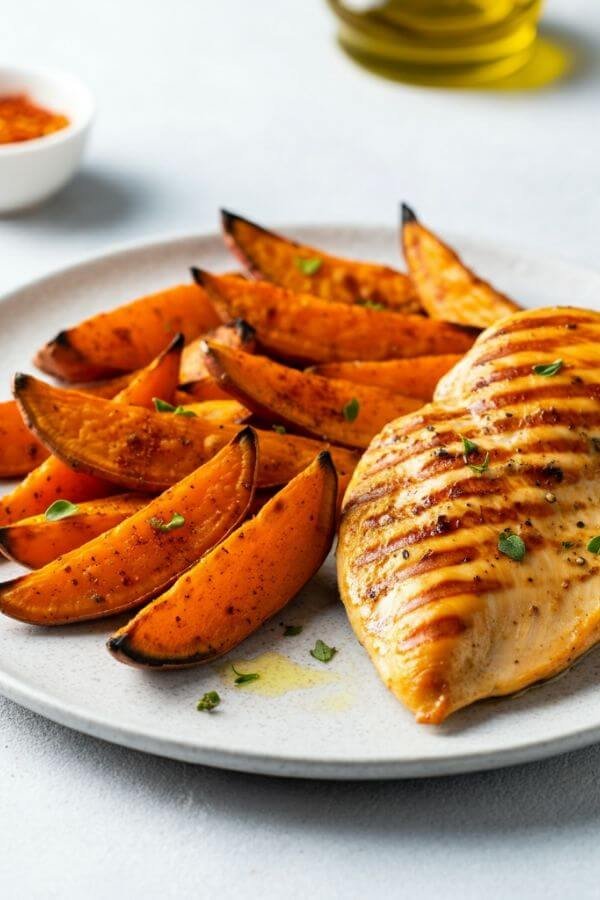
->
{"left": 338, "top": 307, "right": 600, "bottom": 723}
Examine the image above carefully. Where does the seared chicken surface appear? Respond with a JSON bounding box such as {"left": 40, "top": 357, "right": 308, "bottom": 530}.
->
{"left": 338, "top": 307, "right": 600, "bottom": 723}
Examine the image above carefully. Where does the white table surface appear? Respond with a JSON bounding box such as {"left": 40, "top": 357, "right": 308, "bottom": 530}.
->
{"left": 2, "top": 1, "right": 600, "bottom": 897}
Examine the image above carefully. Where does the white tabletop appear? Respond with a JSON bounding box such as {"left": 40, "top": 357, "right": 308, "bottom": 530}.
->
{"left": 2, "top": 1, "right": 600, "bottom": 897}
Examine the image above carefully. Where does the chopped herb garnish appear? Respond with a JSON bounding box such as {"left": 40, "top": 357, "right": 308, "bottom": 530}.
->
{"left": 358, "top": 299, "right": 385, "bottom": 311}
{"left": 469, "top": 452, "right": 490, "bottom": 475}
{"left": 148, "top": 512, "right": 185, "bottom": 532}
{"left": 460, "top": 435, "right": 479, "bottom": 458}
{"left": 272, "top": 424, "right": 287, "bottom": 435}
{"left": 283, "top": 624, "right": 303, "bottom": 637}
{"left": 232, "top": 664, "right": 260, "bottom": 685}
{"left": 153, "top": 397, "right": 176, "bottom": 412}
{"left": 295, "top": 256, "right": 322, "bottom": 276}
{"left": 44, "top": 499, "right": 80, "bottom": 522}
{"left": 153, "top": 397, "right": 197, "bottom": 417}
{"left": 587, "top": 536, "right": 600, "bottom": 555}
{"left": 310, "top": 639, "right": 337, "bottom": 663}
{"left": 532, "top": 359, "right": 563, "bottom": 377}
{"left": 561, "top": 541, "right": 575, "bottom": 550}
{"left": 197, "top": 691, "right": 221, "bottom": 711}
{"left": 498, "top": 531, "right": 526, "bottom": 562}
{"left": 343, "top": 398, "right": 360, "bottom": 422}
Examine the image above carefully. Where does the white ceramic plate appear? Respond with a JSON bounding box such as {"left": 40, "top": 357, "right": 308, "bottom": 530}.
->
{"left": 2, "top": 225, "right": 600, "bottom": 780}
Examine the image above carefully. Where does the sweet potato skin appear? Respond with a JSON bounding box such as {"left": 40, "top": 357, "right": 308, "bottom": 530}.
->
{"left": 204, "top": 342, "right": 422, "bottom": 449}
{"left": 108, "top": 451, "right": 337, "bottom": 667}
{"left": 309, "top": 355, "right": 462, "bottom": 401}
{"left": 0, "top": 430, "right": 258, "bottom": 625}
{"left": 401, "top": 207, "right": 520, "bottom": 329}
{"left": 34, "top": 284, "right": 219, "bottom": 381}
{"left": 193, "top": 271, "right": 477, "bottom": 364}
{"left": 222, "top": 210, "right": 420, "bottom": 313}
{"left": 0, "top": 337, "right": 184, "bottom": 526}
{"left": 13, "top": 376, "right": 359, "bottom": 491}
{"left": 0, "top": 494, "right": 151, "bottom": 569}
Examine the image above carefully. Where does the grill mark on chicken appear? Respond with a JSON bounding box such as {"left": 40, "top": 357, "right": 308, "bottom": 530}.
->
{"left": 355, "top": 501, "right": 553, "bottom": 568}
{"left": 474, "top": 332, "right": 597, "bottom": 366}
{"left": 471, "top": 382, "right": 600, "bottom": 415}
{"left": 401, "top": 615, "right": 468, "bottom": 650}
{"left": 486, "top": 312, "right": 598, "bottom": 338}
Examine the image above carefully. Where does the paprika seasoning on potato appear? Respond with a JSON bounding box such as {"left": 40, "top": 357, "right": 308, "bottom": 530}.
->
{"left": 0, "top": 93, "right": 69, "bottom": 144}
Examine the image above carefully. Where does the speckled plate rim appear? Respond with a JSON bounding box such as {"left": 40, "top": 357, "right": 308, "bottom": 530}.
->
{"left": 1, "top": 225, "right": 600, "bottom": 780}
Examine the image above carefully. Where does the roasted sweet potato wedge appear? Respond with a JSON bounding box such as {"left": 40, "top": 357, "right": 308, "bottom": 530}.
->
{"left": 401, "top": 204, "right": 520, "bottom": 329}
{"left": 108, "top": 451, "right": 337, "bottom": 667}
{"left": 0, "top": 373, "right": 139, "bottom": 479}
{"left": 179, "top": 319, "right": 256, "bottom": 389}
{"left": 34, "top": 283, "right": 219, "bottom": 381}
{"left": 221, "top": 210, "right": 420, "bottom": 314}
{"left": 0, "top": 337, "right": 184, "bottom": 526}
{"left": 309, "top": 354, "right": 462, "bottom": 401}
{"left": 193, "top": 271, "right": 476, "bottom": 364}
{"left": 182, "top": 399, "right": 250, "bottom": 425}
{"left": 204, "top": 342, "right": 422, "bottom": 449}
{"left": 0, "top": 430, "right": 257, "bottom": 625}
{"left": 0, "top": 401, "right": 49, "bottom": 478}
{"left": 0, "top": 494, "right": 151, "bottom": 569}
{"left": 14, "top": 375, "right": 359, "bottom": 491}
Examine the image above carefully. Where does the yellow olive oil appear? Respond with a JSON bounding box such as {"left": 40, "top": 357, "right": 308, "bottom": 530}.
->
{"left": 328, "top": 0, "right": 545, "bottom": 85}
{"left": 219, "top": 651, "right": 336, "bottom": 697}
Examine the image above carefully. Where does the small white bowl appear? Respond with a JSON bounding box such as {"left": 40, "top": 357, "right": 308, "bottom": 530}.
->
{"left": 0, "top": 65, "right": 94, "bottom": 213}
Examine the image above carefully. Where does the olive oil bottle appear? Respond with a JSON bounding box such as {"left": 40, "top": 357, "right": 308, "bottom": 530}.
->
{"left": 328, "top": 0, "right": 545, "bottom": 85}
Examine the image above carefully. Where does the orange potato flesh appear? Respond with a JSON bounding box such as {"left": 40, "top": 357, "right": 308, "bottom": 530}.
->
{"left": 401, "top": 205, "right": 520, "bottom": 329}
{"left": 221, "top": 210, "right": 421, "bottom": 314}
{"left": 0, "top": 430, "right": 258, "bottom": 625}
{"left": 13, "top": 376, "right": 360, "bottom": 491}
{"left": 108, "top": 451, "right": 337, "bottom": 667}
{"left": 0, "top": 494, "right": 151, "bottom": 569}
{"left": 181, "top": 399, "right": 250, "bottom": 425}
{"left": 34, "top": 283, "right": 219, "bottom": 381}
{"left": 309, "top": 355, "right": 462, "bottom": 401}
{"left": 0, "top": 337, "right": 184, "bottom": 526}
{"left": 193, "top": 270, "right": 477, "bottom": 365}
{"left": 0, "top": 373, "right": 138, "bottom": 479}
{"left": 204, "top": 342, "right": 422, "bottom": 449}
{"left": 0, "top": 401, "right": 49, "bottom": 478}
{"left": 179, "top": 319, "right": 256, "bottom": 385}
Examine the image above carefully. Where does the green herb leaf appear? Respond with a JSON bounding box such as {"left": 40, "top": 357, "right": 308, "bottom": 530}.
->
{"left": 196, "top": 691, "right": 221, "bottom": 711}
{"left": 154, "top": 397, "right": 197, "bottom": 417}
{"left": 153, "top": 397, "right": 176, "bottom": 412}
{"left": 532, "top": 359, "right": 563, "bottom": 377}
{"left": 498, "top": 531, "right": 526, "bottom": 562}
{"left": 310, "top": 639, "right": 337, "bottom": 663}
{"left": 358, "top": 299, "right": 385, "bottom": 311}
{"left": 561, "top": 541, "right": 575, "bottom": 550}
{"left": 343, "top": 397, "right": 360, "bottom": 422}
{"left": 272, "top": 424, "right": 287, "bottom": 435}
{"left": 460, "top": 435, "right": 479, "bottom": 458}
{"left": 44, "top": 499, "right": 80, "bottom": 522}
{"left": 232, "top": 664, "right": 260, "bottom": 685}
{"left": 283, "top": 624, "right": 303, "bottom": 637}
{"left": 148, "top": 513, "right": 185, "bottom": 532}
{"left": 469, "top": 452, "right": 490, "bottom": 475}
{"left": 295, "top": 256, "right": 322, "bottom": 276}
{"left": 587, "top": 536, "right": 600, "bottom": 555}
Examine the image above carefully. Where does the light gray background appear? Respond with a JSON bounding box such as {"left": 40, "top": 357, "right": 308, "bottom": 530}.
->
{"left": 1, "top": 1, "right": 600, "bottom": 897}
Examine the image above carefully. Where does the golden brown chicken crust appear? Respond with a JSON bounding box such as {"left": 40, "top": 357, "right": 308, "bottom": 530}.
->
{"left": 338, "top": 306, "right": 600, "bottom": 724}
